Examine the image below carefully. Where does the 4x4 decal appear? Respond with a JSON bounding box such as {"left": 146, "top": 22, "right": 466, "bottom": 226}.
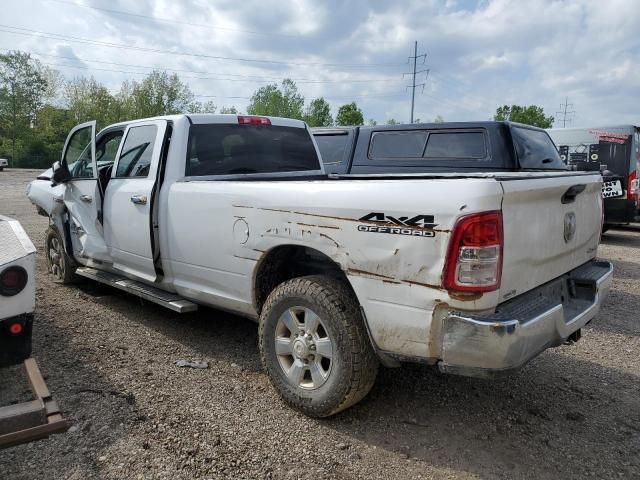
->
{"left": 357, "top": 212, "right": 437, "bottom": 237}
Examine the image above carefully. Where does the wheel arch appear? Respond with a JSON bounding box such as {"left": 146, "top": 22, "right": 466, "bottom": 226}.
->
{"left": 252, "top": 244, "right": 354, "bottom": 316}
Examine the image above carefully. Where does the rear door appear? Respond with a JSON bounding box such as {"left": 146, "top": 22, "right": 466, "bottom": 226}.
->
{"left": 103, "top": 120, "right": 167, "bottom": 282}
{"left": 60, "top": 121, "right": 110, "bottom": 261}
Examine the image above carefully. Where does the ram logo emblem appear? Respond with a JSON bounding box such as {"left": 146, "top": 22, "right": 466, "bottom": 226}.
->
{"left": 564, "top": 212, "right": 577, "bottom": 243}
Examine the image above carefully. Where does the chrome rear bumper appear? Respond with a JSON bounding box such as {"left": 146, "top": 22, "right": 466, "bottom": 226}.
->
{"left": 439, "top": 260, "right": 613, "bottom": 377}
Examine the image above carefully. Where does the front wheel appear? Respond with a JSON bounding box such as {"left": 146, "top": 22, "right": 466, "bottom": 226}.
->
{"left": 45, "top": 226, "right": 76, "bottom": 284}
{"left": 259, "top": 275, "right": 379, "bottom": 417}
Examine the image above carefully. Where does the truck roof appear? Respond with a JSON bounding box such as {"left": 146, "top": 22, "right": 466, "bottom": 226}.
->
{"left": 103, "top": 114, "right": 307, "bottom": 132}
{"left": 312, "top": 121, "right": 545, "bottom": 134}
{"left": 548, "top": 125, "right": 639, "bottom": 134}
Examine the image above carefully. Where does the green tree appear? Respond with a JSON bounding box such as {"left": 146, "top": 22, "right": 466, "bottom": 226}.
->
{"left": 386, "top": 118, "right": 400, "bottom": 125}
{"left": 0, "top": 51, "right": 49, "bottom": 164}
{"left": 367, "top": 118, "right": 377, "bottom": 126}
{"left": 220, "top": 106, "right": 238, "bottom": 114}
{"left": 190, "top": 100, "right": 217, "bottom": 114}
{"left": 434, "top": 115, "right": 444, "bottom": 123}
{"left": 494, "top": 104, "right": 554, "bottom": 128}
{"left": 119, "top": 71, "right": 200, "bottom": 118}
{"left": 303, "top": 97, "right": 332, "bottom": 127}
{"left": 247, "top": 79, "right": 304, "bottom": 119}
{"left": 335, "top": 102, "right": 364, "bottom": 126}
{"left": 64, "top": 76, "right": 118, "bottom": 128}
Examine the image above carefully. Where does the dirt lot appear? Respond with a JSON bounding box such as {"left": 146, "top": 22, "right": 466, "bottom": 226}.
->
{"left": 0, "top": 168, "right": 638, "bottom": 479}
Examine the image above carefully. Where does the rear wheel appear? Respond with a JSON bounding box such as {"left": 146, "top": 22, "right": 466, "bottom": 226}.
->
{"left": 45, "top": 226, "right": 76, "bottom": 284}
{"left": 259, "top": 275, "right": 378, "bottom": 417}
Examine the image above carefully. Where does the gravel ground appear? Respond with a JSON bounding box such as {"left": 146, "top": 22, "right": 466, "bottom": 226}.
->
{"left": 0, "top": 168, "right": 638, "bottom": 479}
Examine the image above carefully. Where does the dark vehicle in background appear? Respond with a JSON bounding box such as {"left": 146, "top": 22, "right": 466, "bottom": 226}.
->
{"left": 312, "top": 121, "right": 567, "bottom": 175}
{"left": 548, "top": 125, "right": 639, "bottom": 228}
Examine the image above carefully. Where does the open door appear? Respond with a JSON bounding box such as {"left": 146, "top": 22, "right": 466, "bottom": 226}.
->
{"left": 60, "top": 121, "right": 110, "bottom": 262}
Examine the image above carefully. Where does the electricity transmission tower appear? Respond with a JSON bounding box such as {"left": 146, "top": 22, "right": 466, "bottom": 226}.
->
{"left": 555, "top": 96, "right": 575, "bottom": 127}
{"left": 404, "top": 41, "right": 428, "bottom": 123}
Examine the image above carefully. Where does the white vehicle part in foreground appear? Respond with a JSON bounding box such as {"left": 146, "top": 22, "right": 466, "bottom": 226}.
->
{"left": 0, "top": 216, "right": 36, "bottom": 319}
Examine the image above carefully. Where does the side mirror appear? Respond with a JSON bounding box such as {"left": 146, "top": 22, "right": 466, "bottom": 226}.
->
{"left": 51, "top": 161, "right": 71, "bottom": 186}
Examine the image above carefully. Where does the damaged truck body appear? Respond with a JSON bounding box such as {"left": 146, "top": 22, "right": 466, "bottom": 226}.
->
{"left": 27, "top": 115, "right": 612, "bottom": 417}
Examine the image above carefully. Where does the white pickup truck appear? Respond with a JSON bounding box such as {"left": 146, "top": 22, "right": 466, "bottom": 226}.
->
{"left": 27, "top": 115, "right": 613, "bottom": 417}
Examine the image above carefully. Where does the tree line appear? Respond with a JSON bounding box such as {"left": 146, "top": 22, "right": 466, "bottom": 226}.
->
{"left": 0, "top": 50, "right": 554, "bottom": 169}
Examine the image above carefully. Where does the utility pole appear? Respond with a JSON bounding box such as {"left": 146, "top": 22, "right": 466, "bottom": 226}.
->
{"left": 404, "top": 41, "right": 428, "bottom": 123}
{"left": 555, "top": 96, "right": 575, "bottom": 128}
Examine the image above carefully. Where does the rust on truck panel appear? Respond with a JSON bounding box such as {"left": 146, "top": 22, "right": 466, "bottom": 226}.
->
{"left": 347, "top": 268, "right": 395, "bottom": 280}
{"left": 319, "top": 233, "right": 340, "bottom": 248}
{"left": 297, "top": 222, "right": 340, "bottom": 230}
{"left": 401, "top": 279, "right": 444, "bottom": 291}
{"left": 449, "top": 291, "right": 483, "bottom": 301}
{"left": 259, "top": 207, "right": 292, "bottom": 214}
{"left": 233, "top": 255, "right": 257, "bottom": 261}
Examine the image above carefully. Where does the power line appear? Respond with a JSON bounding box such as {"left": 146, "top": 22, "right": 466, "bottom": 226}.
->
{"left": 0, "top": 24, "right": 404, "bottom": 68}
{"left": 555, "top": 96, "right": 575, "bottom": 127}
{"left": 48, "top": 0, "right": 421, "bottom": 48}
{"left": 9, "top": 49, "right": 403, "bottom": 85}
{"left": 403, "top": 41, "right": 428, "bottom": 123}
{"left": 193, "top": 93, "right": 406, "bottom": 100}
{"left": 48, "top": 0, "right": 299, "bottom": 38}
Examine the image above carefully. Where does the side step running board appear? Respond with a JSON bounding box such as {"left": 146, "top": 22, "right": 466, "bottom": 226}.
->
{"left": 75, "top": 267, "right": 198, "bottom": 313}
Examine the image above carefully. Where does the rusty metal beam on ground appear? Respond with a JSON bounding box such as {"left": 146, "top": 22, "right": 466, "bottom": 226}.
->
{"left": 0, "top": 357, "right": 70, "bottom": 449}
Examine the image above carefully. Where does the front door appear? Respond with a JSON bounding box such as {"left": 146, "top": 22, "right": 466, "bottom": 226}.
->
{"left": 103, "top": 120, "right": 167, "bottom": 282}
{"left": 60, "top": 121, "right": 110, "bottom": 262}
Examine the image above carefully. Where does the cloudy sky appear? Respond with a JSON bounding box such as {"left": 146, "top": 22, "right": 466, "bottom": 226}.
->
{"left": 1, "top": 0, "right": 639, "bottom": 126}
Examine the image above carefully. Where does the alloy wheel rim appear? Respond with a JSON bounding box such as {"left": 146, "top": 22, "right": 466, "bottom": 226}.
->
{"left": 275, "top": 306, "right": 333, "bottom": 390}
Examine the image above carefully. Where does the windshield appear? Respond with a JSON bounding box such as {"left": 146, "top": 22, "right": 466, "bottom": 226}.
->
{"left": 511, "top": 126, "right": 567, "bottom": 170}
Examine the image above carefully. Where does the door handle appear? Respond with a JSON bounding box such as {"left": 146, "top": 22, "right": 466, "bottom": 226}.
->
{"left": 80, "top": 194, "right": 92, "bottom": 203}
{"left": 130, "top": 194, "right": 148, "bottom": 205}
{"left": 561, "top": 184, "right": 586, "bottom": 204}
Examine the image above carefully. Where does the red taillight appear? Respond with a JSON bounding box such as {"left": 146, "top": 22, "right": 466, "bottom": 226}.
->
{"left": 443, "top": 211, "right": 503, "bottom": 293}
{"left": 0, "top": 266, "right": 28, "bottom": 297}
{"left": 9, "top": 322, "right": 23, "bottom": 335}
{"left": 237, "top": 115, "right": 271, "bottom": 126}
{"left": 628, "top": 170, "right": 638, "bottom": 203}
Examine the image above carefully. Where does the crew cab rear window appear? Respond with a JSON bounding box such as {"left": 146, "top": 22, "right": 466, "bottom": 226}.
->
{"left": 116, "top": 125, "right": 158, "bottom": 178}
{"left": 511, "top": 126, "right": 567, "bottom": 170}
{"left": 186, "top": 124, "right": 320, "bottom": 176}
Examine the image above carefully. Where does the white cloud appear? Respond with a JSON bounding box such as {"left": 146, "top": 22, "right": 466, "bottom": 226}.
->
{"left": 0, "top": 0, "right": 637, "bottom": 125}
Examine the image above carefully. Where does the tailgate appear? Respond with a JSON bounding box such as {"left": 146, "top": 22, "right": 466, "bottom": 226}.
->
{"left": 499, "top": 173, "right": 602, "bottom": 301}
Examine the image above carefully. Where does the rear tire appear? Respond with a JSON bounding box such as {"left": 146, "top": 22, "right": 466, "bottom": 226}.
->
{"left": 45, "top": 226, "right": 76, "bottom": 284}
{"left": 259, "top": 275, "right": 379, "bottom": 417}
